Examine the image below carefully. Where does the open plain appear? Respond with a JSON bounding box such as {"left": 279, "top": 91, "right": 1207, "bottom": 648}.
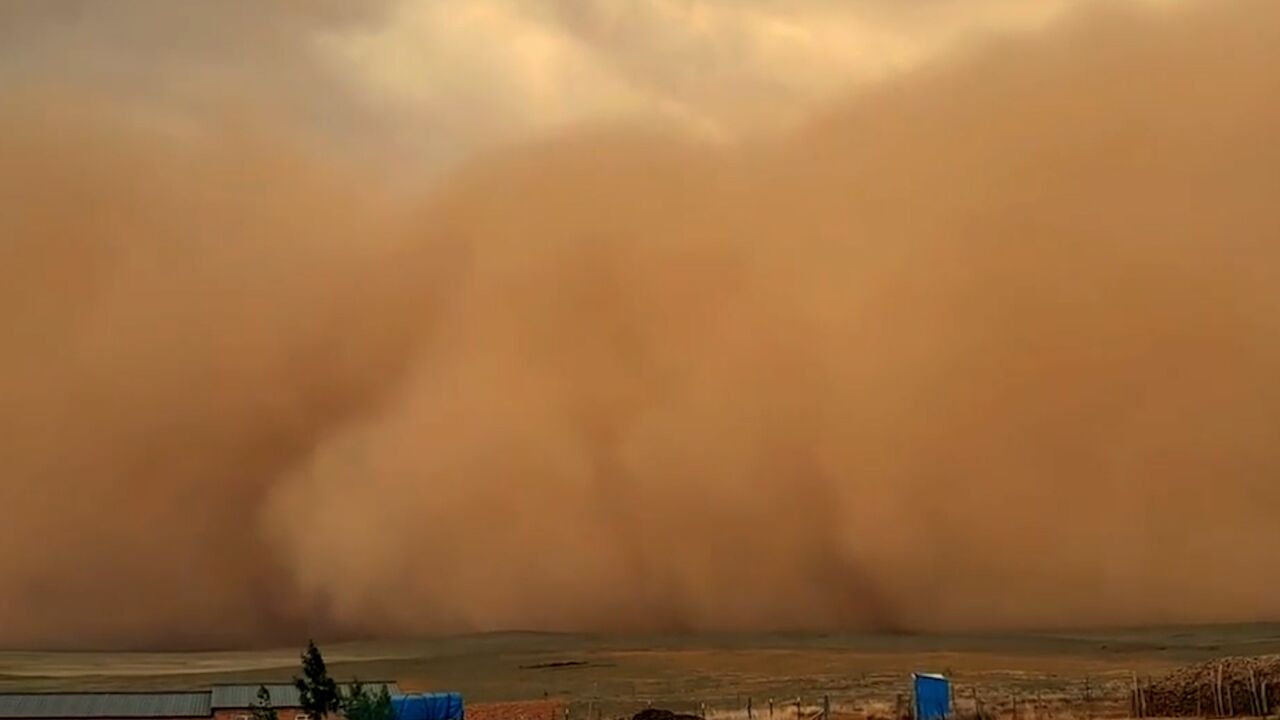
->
{"left": 5, "top": 626, "right": 1280, "bottom": 720}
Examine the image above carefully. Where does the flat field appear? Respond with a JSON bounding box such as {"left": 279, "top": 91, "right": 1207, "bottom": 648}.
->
{"left": 5, "top": 625, "right": 1280, "bottom": 719}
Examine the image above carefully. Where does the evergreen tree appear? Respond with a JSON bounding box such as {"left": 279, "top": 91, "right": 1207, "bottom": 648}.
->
{"left": 341, "top": 679, "right": 394, "bottom": 720}
{"left": 294, "top": 640, "right": 341, "bottom": 719}
{"left": 342, "top": 680, "right": 368, "bottom": 720}
{"left": 372, "top": 685, "right": 393, "bottom": 720}
{"left": 251, "top": 685, "right": 278, "bottom": 720}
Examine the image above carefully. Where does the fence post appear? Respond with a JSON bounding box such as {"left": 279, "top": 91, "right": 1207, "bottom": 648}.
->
{"left": 1216, "top": 662, "right": 1225, "bottom": 717}
{"left": 1250, "top": 668, "right": 1260, "bottom": 716}
{"left": 748, "top": 698, "right": 753, "bottom": 720}
{"left": 823, "top": 695, "right": 830, "bottom": 720}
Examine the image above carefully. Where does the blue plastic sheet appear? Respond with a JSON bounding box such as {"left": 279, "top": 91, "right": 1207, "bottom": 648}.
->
{"left": 391, "top": 693, "right": 464, "bottom": 720}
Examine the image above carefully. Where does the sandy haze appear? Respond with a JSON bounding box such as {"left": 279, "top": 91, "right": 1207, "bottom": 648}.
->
{"left": 1, "top": 0, "right": 1279, "bottom": 649}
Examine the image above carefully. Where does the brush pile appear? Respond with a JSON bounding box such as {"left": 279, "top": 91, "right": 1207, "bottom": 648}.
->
{"left": 1141, "top": 656, "right": 1280, "bottom": 717}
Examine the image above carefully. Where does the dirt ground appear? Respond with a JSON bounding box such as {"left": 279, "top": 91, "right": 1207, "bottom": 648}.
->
{"left": 469, "top": 700, "right": 566, "bottom": 720}
{"left": 3, "top": 626, "right": 1279, "bottom": 720}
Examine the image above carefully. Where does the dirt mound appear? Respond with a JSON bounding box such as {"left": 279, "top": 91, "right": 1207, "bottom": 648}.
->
{"left": 631, "top": 709, "right": 701, "bottom": 720}
{"left": 1143, "top": 656, "right": 1280, "bottom": 717}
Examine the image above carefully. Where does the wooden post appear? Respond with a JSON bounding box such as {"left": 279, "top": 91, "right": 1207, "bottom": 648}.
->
{"left": 1262, "top": 679, "right": 1269, "bottom": 716}
{"left": 796, "top": 698, "right": 802, "bottom": 720}
{"left": 769, "top": 699, "right": 774, "bottom": 720}
{"left": 1214, "top": 664, "right": 1221, "bottom": 717}
{"left": 748, "top": 698, "right": 754, "bottom": 720}
{"left": 1217, "top": 662, "right": 1225, "bottom": 718}
{"left": 1133, "top": 673, "right": 1142, "bottom": 719}
{"left": 823, "top": 695, "right": 830, "bottom": 720}
{"left": 1140, "top": 677, "right": 1148, "bottom": 719}
{"left": 1250, "top": 668, "right": 1260, "bottom": 717}
{"left": 1083, "top": 676, "right": 1091, "bottom": 713}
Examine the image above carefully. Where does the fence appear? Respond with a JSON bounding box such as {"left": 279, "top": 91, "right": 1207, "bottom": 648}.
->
{"left": 542, "top": 672, "right": 1141, "bottom": 720}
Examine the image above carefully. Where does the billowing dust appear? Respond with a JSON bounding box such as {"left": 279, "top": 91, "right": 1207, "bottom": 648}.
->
{"left": 1, "top": 0, "right": 1279, "bottom": 649}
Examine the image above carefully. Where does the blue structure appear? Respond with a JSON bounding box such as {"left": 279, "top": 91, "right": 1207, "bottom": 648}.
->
{"left": 912, "top": 673, "right": 950, "bottom": 720}
{"left": 391, "top": 693, "right": 464, "bottom": 720}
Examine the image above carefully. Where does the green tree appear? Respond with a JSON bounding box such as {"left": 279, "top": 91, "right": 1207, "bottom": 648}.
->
{"left": 294, "top": 640, "right": 341, "bottom": 719}
{"left": 251, "top": 686, "right": 278, "bottom": 720}
{"left": 372, "top": 685, "right": 393, "bottom": 720}
{"left": 342, "top": 680, "right": 394, "bottom": 720}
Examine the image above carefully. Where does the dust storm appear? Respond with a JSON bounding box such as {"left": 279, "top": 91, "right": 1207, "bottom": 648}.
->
{"left": 1, "top": 0, "right": 1279, "bottom": 649}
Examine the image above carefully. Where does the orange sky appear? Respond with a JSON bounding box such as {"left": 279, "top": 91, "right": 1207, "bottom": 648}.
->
{"left": 1, "top": 0, "right": 1278, "bottom": 649}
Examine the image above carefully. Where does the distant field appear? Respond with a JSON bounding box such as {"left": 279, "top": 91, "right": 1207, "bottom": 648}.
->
{"left": 5, "top": 625, "right": 1280, "bottom": 718}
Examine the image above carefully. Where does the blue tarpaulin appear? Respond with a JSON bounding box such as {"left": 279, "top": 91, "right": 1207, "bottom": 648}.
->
{"left": 391, "top": 693, "right": 464, "bottom": 720}
{"left": 913, "top": 673, "right": 950, "bottom": 720}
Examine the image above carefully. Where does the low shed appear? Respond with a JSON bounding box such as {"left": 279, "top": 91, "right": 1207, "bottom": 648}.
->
{"left": 0, "top": 684, "right": 404, "bottom": 720}
{"left": 0, "top": 692, "right": 211, "bottom": 720}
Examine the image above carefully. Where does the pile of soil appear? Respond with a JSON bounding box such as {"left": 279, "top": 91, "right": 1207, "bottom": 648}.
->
{"left": 631, "top": 709, "right": 701, "bottom": 720}
{"left": 1142, "top": 655, "right": 1280, "bottom": 717}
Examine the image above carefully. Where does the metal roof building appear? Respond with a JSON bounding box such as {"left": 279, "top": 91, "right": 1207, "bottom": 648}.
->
{"left": 0, "top": 693, "right": 212, "bottom": 719}
{"left": 0, "top": 684, "right": 402, "bottom": 719}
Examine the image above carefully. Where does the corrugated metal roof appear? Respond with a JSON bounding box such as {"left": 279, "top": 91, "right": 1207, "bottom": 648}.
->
{"left": 0, "top": 693, "right": 212, "bottom": 718}
{"left": 210, "top": 684, "right": 401, "bottom": 710}
{"left": 0, "top": 683, "right": 403, "bottom": 717}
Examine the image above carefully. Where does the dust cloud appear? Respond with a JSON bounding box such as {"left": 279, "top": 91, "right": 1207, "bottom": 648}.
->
{"left": 1, "top": 0, "right": 1279, "bottom": 649}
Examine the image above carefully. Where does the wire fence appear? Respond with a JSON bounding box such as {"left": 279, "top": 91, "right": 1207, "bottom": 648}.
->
{"left": 535, "top": 673, "right": 1140, "bottom": 720}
